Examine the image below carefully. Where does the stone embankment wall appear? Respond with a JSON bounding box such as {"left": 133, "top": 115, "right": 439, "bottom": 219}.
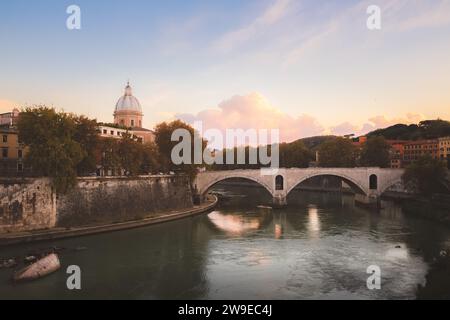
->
{"left": 0, "top": 178, "right": 56, "bottom": 233}
{"left": 0, "top": 175, "right": 193, "bottom": 233}
{"left": 57, "top": 176, "right": 193, "bottom": 226}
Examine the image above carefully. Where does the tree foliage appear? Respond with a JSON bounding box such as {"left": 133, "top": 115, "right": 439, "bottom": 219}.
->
{"left": 279, "top": 141, "right": 312, "bottom": 168}
{"left": 360, "top": 136, "right": 391, "bottom": 168}
{"left": 368, "top": 119, "right": 450, "bottom": 140}
{"left": 402, "top": 155, "right": 448, "bottom": 196}
{"left": 318, "top": 137, "right": 358, "bottom": 168}
{"left": 18, "top": 106, "right": 88, "bottom": 193}
{"left": 154, "top": 120, "right": 207, "bottom": 181}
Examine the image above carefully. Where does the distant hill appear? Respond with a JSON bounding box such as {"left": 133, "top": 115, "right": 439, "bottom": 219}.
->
{"left": 287, "top": 119, "right": 450, "bottom": 151}
{"left": 294, "top": 135, "right": 337, "bottom": 150}
{"left": 367, "top": 119, "right": 450, "bottom": 140}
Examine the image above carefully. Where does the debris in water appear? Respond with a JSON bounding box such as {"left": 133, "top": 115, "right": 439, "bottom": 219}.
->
{"left": 1, "top": 258, "right": 18, "bottom": 269}
{"left": 24, "top": 256, "right": 37, "bottom": 264}
{"left": 13, "top": 253, "right": 61, "bottom": 282}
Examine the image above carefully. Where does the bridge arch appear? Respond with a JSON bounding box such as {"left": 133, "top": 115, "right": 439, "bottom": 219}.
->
{"left": 379, "top": 178, "right": 403, "bottom": 195}
{"left": 286, "top": 173, "right": 369, "bottom": 197}
{"left": 197, "top": 175, "right": 273, "bottom": 198}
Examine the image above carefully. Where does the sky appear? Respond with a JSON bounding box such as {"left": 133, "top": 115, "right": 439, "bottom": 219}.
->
{"left": 1, "top": 0, "right": 450, "bottom": 142}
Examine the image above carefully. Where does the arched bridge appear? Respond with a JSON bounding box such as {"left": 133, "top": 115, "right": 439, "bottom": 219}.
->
{"left": 194, "top": 168, "right": 404, "bottom": 207}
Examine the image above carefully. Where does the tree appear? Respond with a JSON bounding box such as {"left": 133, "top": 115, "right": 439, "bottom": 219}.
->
{"left": 318, "top": 137, "right": 358, "bottom": 168}
{"left": 402, "top": 155, "right": 448, "bottom": 196}
{"left": 141, "top": 142, "right": 161, "bottom": 174}
{"left": 18, "top": 106, "right": 85, "bottom": 193}
{"left": 280, "top": 141, "right": 312, "bottom": 168}
{"left": 154, "top": 120, "right": 207, "bottom": 181}
{"left": 97, "top": 137, "right": 121, "bottom": 175}
{"left": 118, "top": 134, "right": 145, "bottom": 176}
{"left": 360, "top": 136, "right": 391, "bottom": 168}
{"left": 73, "top": 115, "right": 99, "bottom": 175}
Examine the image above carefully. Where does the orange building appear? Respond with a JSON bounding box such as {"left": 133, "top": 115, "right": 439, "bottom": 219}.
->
{"left": 438, "top": 137, "right": 450, "bottom": 168}
{"left": 403, "top": 139, "right": 439, "bottom": 166}
{"left": 0, "top": 122, "right": 29, "bottom": 177}
{"left": 386, "top": 140, "right": 408, "bottom": 168}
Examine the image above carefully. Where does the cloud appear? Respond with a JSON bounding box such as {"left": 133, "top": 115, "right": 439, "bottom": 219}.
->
{"left": 213, "top": 0, "right": 292, "bottom": 53}
{"left": 176, "top": 92, "right": 325, "bottom": 144}
{"left": 176, "top": 93, "right": 428, "bottom": 145}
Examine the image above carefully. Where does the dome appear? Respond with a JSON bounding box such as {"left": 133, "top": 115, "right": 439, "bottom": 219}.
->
{"left": 115, "top": 82, "right": 142, "bottom": 113}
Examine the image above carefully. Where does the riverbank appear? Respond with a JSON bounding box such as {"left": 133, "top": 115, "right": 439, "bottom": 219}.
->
{"left": 0, "top": 195, "right": 217, "bottom": 246}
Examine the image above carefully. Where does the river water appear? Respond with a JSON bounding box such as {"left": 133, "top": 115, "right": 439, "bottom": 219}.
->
{"left": 1, "top": 184, "right": 449, "bottom": 300}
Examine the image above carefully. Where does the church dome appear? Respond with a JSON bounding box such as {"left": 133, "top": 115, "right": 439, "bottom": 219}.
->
{"left": 115, "top": 82, "right": 142, "bottom": 113}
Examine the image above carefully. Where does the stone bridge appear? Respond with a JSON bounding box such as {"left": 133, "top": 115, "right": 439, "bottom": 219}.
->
{"left": 194, "top": 168, "right": 404, "bottom": 207}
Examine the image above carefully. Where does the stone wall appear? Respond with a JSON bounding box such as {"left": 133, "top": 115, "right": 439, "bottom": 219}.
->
{"left": 0, "top": 175, "right": 193, "bottom": 233}
{"left": 0, "top": 178, "right": 56, "bottom": 233}
{"left": 56, "top": 175, "right": 193, "bottom": 227}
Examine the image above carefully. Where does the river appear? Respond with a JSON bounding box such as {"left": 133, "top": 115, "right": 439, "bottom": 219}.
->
{"left": 1, "top": 183, "right": 449, "bottom": 300}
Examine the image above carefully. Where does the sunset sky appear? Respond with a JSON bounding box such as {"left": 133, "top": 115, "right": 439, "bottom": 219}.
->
{"left": 1, "top": 0, "right": 450, "bottom": 142}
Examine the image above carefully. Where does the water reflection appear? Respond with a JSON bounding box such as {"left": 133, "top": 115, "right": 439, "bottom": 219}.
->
{"left": 1, "top": 184, "right": 449, "bottom": 299}
{"left": 274, "top": 224, "right": 283, "bottom": 239}
{"left": 385, "top": 246, "right": 410, "bottom": 261}
{"left": 307, "top": 205, "right": 321, "bottom": 239}
{"left": 207, "top": 211, "right": 261, "bottom": 236}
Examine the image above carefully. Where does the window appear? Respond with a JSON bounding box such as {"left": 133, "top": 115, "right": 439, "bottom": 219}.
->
{"left": 103, "top": 129, "right": 107, "bottom": 134}
{"left": 17, "top": 163, "right": 23, "bottom": 172}
{"left": 2, "top": 135, "right": 7, "bottom": 143}
{"left": 139, "top": 120, "right": 142, "bottom": 127}
{"left": 111, "top": 130, "right": 114, "bottom": 135}
{"left": 18, "top": 149, "right": 23, "bottom": 159}
{"left": 275, "top": 175, "right": 284, "bottom": 191}
{"left": 2, "top": 148, "right": 8, "bottom": 158}
{"left": 131, "top": 120, "right": 135, "bottom": 127}
{"left": 369, "top": 174, "right": 378, "bottom": 190}
{"left": 117, "top": 131, "right": 121, "bottom": 136}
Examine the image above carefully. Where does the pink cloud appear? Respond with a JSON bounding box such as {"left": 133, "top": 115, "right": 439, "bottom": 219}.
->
{"left": 177, "top": 93, "right": 429, "bottom": 145}
{"left": 176, "top": 92, "right": 325, "bottom": 144}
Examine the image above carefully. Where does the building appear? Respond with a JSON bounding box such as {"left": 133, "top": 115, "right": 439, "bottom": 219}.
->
{"left": 387, "top": 140, "right": 408, "bottom": 169}
{"left": 114, "top": 82, "right": 143, "bottom": 128}
{"left": 96, "top": 82, "right": 156, "bottom": 176}
{"left": 403, "top": 139, "right": 439, "bottom": 166}
{"left": 99, "top": 82, "right": 155, "bottom": 144}
{"left": 98, "top": 125, "right": 129, "bottom": 140}
{"left": 0, "top": 108, "right": 20, "bottom": 126}
{"left": 438, "top": 137, "right": 450, "bottom": 168}
{"left": 351, "top": 136, "right": 367, "bottom": 148}
{"left": 0, "top": 124, "right": 28, "bottom": 177}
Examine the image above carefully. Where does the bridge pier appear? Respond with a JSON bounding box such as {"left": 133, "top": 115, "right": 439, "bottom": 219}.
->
{"left": 272, "top": 194, "right": 288, "bottom": 208}
{"left": 354, "top": 193, "right": 380, "bottom": 209}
